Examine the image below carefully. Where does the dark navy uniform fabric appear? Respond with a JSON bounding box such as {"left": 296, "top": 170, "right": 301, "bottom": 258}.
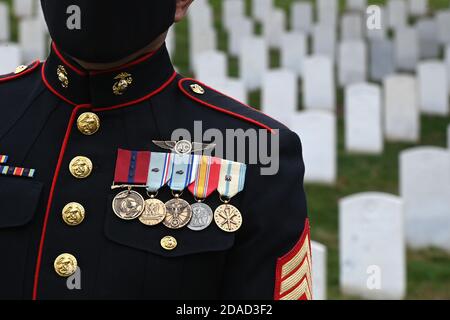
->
{"left": 0, "top": 43, "right": 308, "bottom": 300}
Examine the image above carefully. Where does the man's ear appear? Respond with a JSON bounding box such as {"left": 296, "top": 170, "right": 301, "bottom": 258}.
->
{"left": 175, "top": 0, "right": 194, "bottom": 22}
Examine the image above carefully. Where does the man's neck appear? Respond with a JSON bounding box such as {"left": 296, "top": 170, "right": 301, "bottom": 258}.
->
{"left": 72, "top": 33, "right": 167, "bottom": 71}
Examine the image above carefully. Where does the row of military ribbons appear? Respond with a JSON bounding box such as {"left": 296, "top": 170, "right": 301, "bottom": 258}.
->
{"left": 111, "top": 149, "right": 246, "bottom": 233}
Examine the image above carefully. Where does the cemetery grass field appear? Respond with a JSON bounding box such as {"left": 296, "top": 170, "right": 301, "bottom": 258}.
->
{"left": 3, "top": 0, "right": 450, "bottom": 299}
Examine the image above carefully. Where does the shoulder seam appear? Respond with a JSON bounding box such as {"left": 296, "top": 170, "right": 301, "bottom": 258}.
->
{"left": 0, "top": 61, "right": 41, "bottom": 84}
{"left": 178, "top": 78, "right": 278, "bottom": 134}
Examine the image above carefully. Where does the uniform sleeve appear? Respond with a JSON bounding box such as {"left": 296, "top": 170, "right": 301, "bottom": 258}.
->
{"left": 220, "top": 129, "right": 311, "bottom": 300}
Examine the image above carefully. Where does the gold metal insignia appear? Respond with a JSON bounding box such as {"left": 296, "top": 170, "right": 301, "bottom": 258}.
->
{"left": 113, "top": 72, "right": 133, "bottom": 96}
{"left": 77, "top": 112, "right": 100, "bottom": 136}
{"left": 57, "top": 65, "right": 69, "bottom": 88}
{"left": 161, "top": 236, "right": 178, "bottom": 251}
{"left": 69, "top": 156, "right": 93, "bottom": 179}
{"left": 190, "top": 83, "right": 205, "bottom": 95}
{"left": 14, "top": 65, "right": 28, "bottom": 74}
{"left": 152, "top": 140, "right": 215, "bottom": 155}
{"left": 54, "top": 253, "right": 78, "bottom": 277}
{"left": 62, "top": 202, "right": 85, "bottom": 226}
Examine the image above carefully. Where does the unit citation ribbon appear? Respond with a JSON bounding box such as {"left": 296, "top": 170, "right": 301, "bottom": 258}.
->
{"left": 111, "top": 149, "right": 150, "bottom": 221}
{"left": 163, "top": 154, "right": 199, "bottom": 229}
{"left": 187, "top": 156, "right": 221, "bottom": 231}
{"left": 214, "top": 160, "right": 247, "bottom": 233}
{"left": 139, "top": 152, "right": 173, "bottom": 227}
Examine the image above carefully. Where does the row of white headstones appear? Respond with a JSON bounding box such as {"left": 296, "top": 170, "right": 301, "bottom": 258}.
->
{"left": 1, "top": 0, "right": 450, "bottom": 300}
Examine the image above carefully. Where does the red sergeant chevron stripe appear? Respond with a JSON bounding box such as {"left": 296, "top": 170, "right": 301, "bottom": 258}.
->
{"left": 274, "top": 219, "right": 312, "bottom": 300}
{"left": 0, "top": 155, "right": 8, "bottom": 164}
{"left": 0, "top": 165, "right": 35, "bottom": 178}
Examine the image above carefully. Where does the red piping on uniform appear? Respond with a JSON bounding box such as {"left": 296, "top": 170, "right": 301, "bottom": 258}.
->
{"left": 32, "top": 104, "right": 91, "bottom": 300}
{"left": 92, "top": 71, "right": 177, "bottom": 112}
{"left": 41, "top": 62, "right": 78, "bottom": 106}
{"left": 178, "top": 78, "right": 276, "bottom": 134}
{"left": 89, "top": 50, "right": 158, "bottom": 76}
{"left": 273, "top": 219, "right": 310, "bottom": 300}
{"left": 0, "top": 60, "right": 40, "bottom": 83}
{"left": 52, "top": 43, "right": 87, "bottom": 76}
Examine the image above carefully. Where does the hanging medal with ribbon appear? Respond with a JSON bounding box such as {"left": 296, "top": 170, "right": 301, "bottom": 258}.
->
{"left": 111, "top": 149, "right": 150, "bottom": 220}
{"left": 138, "top": 152, "right": 173, "bottom": 226}
{"left": 214, "top": 160, "right": 247, "bottom": 233}
{"left": 164, "top": 154, "right": 199, "bottom": 229}
{"left": 187, "top": 156, "right": 221, "bottom": 231}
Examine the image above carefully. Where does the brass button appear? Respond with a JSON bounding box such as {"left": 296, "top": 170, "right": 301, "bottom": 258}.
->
{"left": 69, "top": 156, "right": 93, "bottom": 179}
{"left": 57, "top": 65, "right": 69, "bottom": 88}
{"left": 77, "top": 112, "right": 100, "bottom": 136}
{"left": 160, "top": 236, "right": 177, "bottom": 251}
{"left": 190, "top": 83, "right": 205, "bottom": 95}
{"left": 62, "top": 202, "right": 85, "bottom": 226}
{"left": 14, "top": 65, "right": 27, "bottom": 74}
{"left": 54, "top": 253, "right": 78, "bottom": 277}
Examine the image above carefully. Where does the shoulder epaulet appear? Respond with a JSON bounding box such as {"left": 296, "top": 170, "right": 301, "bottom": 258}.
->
{"left": 178, "top": 78, "right": 286, "bottom": 134}
{"left": 0, "top": 61, "right": 41, "bottom": 84}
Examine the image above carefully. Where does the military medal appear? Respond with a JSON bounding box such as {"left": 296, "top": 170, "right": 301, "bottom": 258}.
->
{"left": 187, "top": 156, "right": 221, "bottom": 231}
{"left": 163, "top": 154, "right": 199, "bottom": 229}
{"left": 139, "top": 152, "right": 173, "bottom": 226}
{"left": 111, "top": 149, "right": 150, "bottom": 220}
{"left": 214, "top": 160, "right": 247, "bottom": 233}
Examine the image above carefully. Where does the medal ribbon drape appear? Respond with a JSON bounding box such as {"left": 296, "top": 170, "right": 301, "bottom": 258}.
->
{"left": 217, "top": 160, "right": 247, "bottom": 199}
{"left": 146, "top": 152, "right": 173, "bottom": 192}
{"left": 167, "top": 154, "right": 199, "bottom": 192}
{"left": 114, "top": 149, "right": 150, "bottom": 185}
{"left": 188, "top": 156, "right": 221, "bottom": 199}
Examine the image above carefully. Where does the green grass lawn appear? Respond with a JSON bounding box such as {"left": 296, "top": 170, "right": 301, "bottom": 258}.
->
{"left": 3, "top": 0, "right": 450, "bottom": 299}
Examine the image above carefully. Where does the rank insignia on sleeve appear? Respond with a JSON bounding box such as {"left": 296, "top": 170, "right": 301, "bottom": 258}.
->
{"left": 274, "top": 219, "right": 312, "bottom": 300}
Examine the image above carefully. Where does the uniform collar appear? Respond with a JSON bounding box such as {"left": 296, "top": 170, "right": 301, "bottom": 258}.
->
{"left": 42, "top": 42, "right": 177, "bottom": 108}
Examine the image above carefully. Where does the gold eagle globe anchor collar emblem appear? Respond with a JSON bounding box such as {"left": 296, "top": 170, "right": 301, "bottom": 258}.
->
{"left": 57, "top": 65, "right": 69, "bottom": 88}
{"left": 113, "top": 72, "right": 133, "bottom": 96}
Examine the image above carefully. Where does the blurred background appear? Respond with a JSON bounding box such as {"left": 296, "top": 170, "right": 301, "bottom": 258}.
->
{"left": 0, "top": 0, "right": 449, "bottom": 299}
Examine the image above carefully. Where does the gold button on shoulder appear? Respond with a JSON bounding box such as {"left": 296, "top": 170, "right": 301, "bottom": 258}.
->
{"left": 69, "top": 156, "right": 93, "bottom": 179}
{"left": 54, "top": 253, "right": 78, "bottom": 277}
{"left": 77, "top": 112, "right": 100, "bottom": 135}
{"left": 14, "top": 65, "right": 28, "bottom": 74}
{"left": 62, "top": 202, "right": 85, "bottom": 226}
{"left": 190, "top": 83, "right": 205, "bottom": 95}
{"left": 161, "top": 236, "right": 177, "bottom": 251}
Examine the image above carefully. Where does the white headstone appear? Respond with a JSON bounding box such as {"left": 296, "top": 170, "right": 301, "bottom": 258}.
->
{"left": 387, "top": 0, "right": 408, "bottom": 30}
{"left": 0, "top": 44, "right": 22, "bottom": 75}
{"left": 384, "top": 75, "right": 420, "bottom": 142}
{"left": 229, "top": 18, "right": 254, "bottom": 57}
{"left": 339, "top": 192, "right": 406, "bottom": 300}
{"left": 347, "top": 0, "right": 368, "bottom": 11}
{"left": 223, "top": 0, "right": 245, "bottom": 31}
{"left": 291, "top": 111, "right": 337, "bottom": 185}
{"left": 345, "top": 83, "right": 383, "bottom": 154}
{"left": 370, "top": 38, "right": 395, "bottom": 81}
{"left": 338, "top": 41, "right": 367, "bottom": 87}
{"left": 436, "top": 10, "right": 450, "bottom": 45}
{"left": 263, "top": 9, "right": 285, "bottom": 49}
{"left": 193, "top": 50, "right": 228, "bottom": 84}
{"left": 281, "top": 32, "right": 307, "bottom": 77}
{"left": 0, "top": 3, "right": 10, "bottom": 42}
{"left": 394, "top": 27, "right": 419, "bottom": 72}
{"left": 317, "top": 0, "right": 338, "bottom": 27}
{"left": 19, "top": 18, "right": 47, "bottom": 62}
{"left": 311, "top": 241, "right": 327, "bottom": 301}
{"left": 446, "top": 45, "right": 450, "bottom": 91}
{"left": 204, "top": 77, "right": 248, "bottom": 104}
{"left": 292, "top": 2, "right": 313, "bottom": 34}
{"left": 252, "top": 0, "right": 273, "bottom": 22}
{"left": 262, "top": 70, "right": 298, "bottom": 127}
{"left": 313, "top": 24, "right": 337, "bottom": 61}
{"left": 341, "top": 13, "right": 364, "bottom": 40}
{"left": 13, "top": 0, "right": 34, "bottom": 18}
{"left": 416, "top": 19, "right": 440, "bottom": 59}
{"left": 408, "top": 0, "right": 428, "bottom": 16}
{"left": 239, "top": 37, "right": 268, "bottom": 90}
{"left": 366, "top": 5, "right": 388, "bottom": 39}
{"left": 448, "top": 125, "right": 450, "bottom": 149}
{"left": 189, "top": 2, "right": 217, "bottom": 68}
{"left": 166, "top": 26, "right": 176, "bottom": 58}
{"left": 417, "top": 61, "right": 449, "bottom": 116}
{"left": 400, "top": 147, "right": 450, "bottom": 252}
{"left": 303, "top": 56, "right": 336, "bottom": 111}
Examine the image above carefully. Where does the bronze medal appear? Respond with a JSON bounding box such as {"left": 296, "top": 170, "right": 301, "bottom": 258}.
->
{"left": 214, "top": 203, "right": 243, "bottom": 233}
{"left": 163, "top": 197, "right": 193, "bottom": 229}
{"left": 139, "top": 197, "right": 166, "bottom": 226}
{"left": 112, "top": 190, "right": 145, "bottom": 220}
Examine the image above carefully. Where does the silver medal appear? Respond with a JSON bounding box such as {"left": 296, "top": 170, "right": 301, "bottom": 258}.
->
{"left": 187, "top": 202, "right": 213, "bottom": 231}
